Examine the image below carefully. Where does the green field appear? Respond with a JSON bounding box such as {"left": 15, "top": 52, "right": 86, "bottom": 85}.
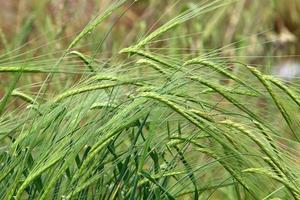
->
{"left": 1, "top": 0, "right": 300, "bottom": 199}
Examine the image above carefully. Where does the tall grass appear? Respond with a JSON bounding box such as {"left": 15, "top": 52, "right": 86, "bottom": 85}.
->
{"left": 0, "top": 0, "right": 300, "bottom": 199}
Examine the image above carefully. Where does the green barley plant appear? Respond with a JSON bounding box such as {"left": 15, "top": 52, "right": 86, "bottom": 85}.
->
{"left": 0, "top": 0, "right": 300, "bottom": 199}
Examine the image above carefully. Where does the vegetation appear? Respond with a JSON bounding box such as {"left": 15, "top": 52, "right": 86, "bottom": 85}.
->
{"left": 0, "top": 0, "right": 300, "bottom": 199}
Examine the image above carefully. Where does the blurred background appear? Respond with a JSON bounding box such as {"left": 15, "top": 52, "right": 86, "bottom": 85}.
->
{"left": 1, "top": 1, "right": 300, "bottom": 60}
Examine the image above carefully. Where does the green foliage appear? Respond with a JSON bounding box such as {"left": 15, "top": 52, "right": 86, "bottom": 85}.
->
{"left": 0, "top": 0, "right": 300, "bottom": 199}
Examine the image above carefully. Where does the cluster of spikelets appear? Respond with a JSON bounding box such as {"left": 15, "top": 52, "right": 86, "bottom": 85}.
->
{"left": 0, "top": 0, "right": 300, "bottom": 199}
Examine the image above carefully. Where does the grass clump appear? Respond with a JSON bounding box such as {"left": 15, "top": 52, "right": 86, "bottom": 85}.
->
{"left": 0, "top": 0, "right": 300, "bottom": 199}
